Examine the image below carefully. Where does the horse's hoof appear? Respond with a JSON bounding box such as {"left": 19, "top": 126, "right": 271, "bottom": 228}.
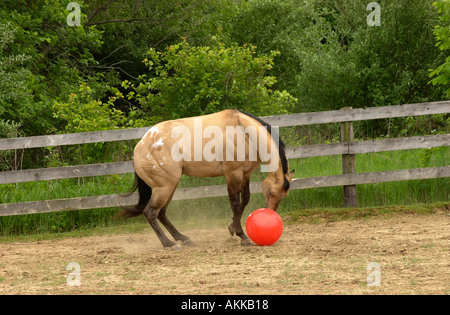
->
{"left": 182, "top": 238, "right": 194, "bottom": 246}
{"left": 228, "top": 223, "right": 235, "bottom": 236}
{"left": 168, "top": 243, "right": 182, "bottom": 251}
{"left": 241, "top": 238, "right": 253, "bottom": 246}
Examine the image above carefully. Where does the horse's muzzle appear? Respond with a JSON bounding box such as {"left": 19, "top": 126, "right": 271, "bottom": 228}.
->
{"left": 264, "top": 201, "right": 279, "bottom": 212}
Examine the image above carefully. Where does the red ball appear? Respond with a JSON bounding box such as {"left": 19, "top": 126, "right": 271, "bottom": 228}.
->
{"left": 245, "top": 208, "right": 283, "bottom": 246}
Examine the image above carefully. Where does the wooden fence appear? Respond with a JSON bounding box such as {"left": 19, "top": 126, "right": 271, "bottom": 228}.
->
{"left": 0, "top": 101, "right": 449, "bottom": 216}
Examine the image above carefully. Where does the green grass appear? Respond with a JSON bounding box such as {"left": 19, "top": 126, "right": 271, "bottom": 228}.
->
{"left": 1, "top": 201, "right": 447, "bottom": 243}
{"left": 283, "top": 202, "right": 449, "bottom": 225}
{"left": 0, "top": 147, "right": 448, "bottom": 236}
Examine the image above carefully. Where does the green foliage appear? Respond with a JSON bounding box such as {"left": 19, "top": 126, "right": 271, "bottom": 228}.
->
{"left": 88, "top": 0, "right": 240, "bottom": 75}
{"left": 50, "top": 81, "right": 143, "bottom": 165}
{"left": 429, "top": 0, "right": 450, "bottom": 97}
{"left": 52, "top": 82, "right": 129, "bottom": 133}
{"left": 314, "top": 0, "right": 446, "bottom": 110}
{"left": 0, "top": 21, "right": 34, "bottom": 125}
{"left": 0, "top": 0, "right": 106, "bottom": 136}
{"left": 230, "top": 0, "right": 309, "bottom": 95}
{"left": 0, "top": 0, "right": 447, "bottom": 139}
{"left": 232, "top": 0, "right": 447, "bottom": 113}
{"left": 126, "top": 39, "right": 297, "bottom": 123}
{"left": 0, "top": 119, "right": 23, "bottom": 171}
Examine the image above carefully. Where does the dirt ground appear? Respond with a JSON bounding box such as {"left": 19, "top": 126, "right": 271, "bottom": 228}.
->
{"left": 0, "top": 211, "right": 449, "bottom": 295}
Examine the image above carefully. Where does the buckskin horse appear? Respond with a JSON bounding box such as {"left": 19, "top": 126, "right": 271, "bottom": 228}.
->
{"left": 118, "top": 109, "right": 295, "bottom": 249}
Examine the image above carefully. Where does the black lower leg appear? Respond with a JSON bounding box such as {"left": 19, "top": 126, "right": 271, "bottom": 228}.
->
{"left": 158, "top": 207, "right": 192, "bottom": 244}
{"left": 144, "top": 207, "right": 177, "bottom": 248}
{"left": 228, "top": 185, "right": 251, "bottom": 245}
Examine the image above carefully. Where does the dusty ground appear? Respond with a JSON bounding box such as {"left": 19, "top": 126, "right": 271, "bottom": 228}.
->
{"left": 0, "top": 211, "right": 449, "bottom": 295}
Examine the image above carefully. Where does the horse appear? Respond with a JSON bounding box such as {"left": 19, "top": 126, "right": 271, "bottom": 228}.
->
{"left": 117, "top": 109, "right": 295, "bottom": 249}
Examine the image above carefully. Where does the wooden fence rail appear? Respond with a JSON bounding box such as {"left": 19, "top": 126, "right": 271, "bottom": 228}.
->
{"left": 0, "top": 101, "right": 449, "bottom": 216}
{"left": 1, "top": 134, "right": 449, "bottom": 185}
{"left": 1, "top": 166, "right": 448, "bottom": 217}
{"left": 1, "top": 101, "right": 449, "bottom": 150}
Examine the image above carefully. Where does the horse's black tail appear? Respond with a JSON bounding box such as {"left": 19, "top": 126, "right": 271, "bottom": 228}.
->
{"left": 115, "top": 172, "right": 152, "bottom": 219}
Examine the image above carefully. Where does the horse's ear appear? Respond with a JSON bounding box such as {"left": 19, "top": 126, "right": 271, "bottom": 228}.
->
{"left": 288, "top": 169, "right": 295, "bottom": 181}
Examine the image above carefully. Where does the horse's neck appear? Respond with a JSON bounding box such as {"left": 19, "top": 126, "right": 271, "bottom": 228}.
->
{"left": 267, "top": 159, "right": 285, "bottom": 181}
{"left": 254, "top": 123, "right": 283, "bottom": 175}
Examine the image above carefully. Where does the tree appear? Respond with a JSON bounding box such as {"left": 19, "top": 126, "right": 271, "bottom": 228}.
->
{"left": 84, "top": 0, "right": 241, "bottom": 82}
{"left": 125, "top": 39, "right": 297, "bottom": 123}
{"left": 429, "top": 0, "right": 450, "bottom": 97}
{"left": 230, "top": 0, "right": 307, "bottom": 96}
{"left": 299, "top": 0, "right": 446, "bottom": 110}
{"left": 231, "top": 0, "right": 447, "bottom": 113}
{"left": 0, "top": 0, "right": 106, "bottom": 136}
{"left": 0, "top": 21, "right": 34, "bottom": 128}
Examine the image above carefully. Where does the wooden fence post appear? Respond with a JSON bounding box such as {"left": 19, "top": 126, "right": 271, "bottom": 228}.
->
{"left": 340, "top": 107, "right": 358, "bottom": 207}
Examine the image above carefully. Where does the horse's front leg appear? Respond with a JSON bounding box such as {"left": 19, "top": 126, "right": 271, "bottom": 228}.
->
{"left": 226, "top": 177, "right": 252, "bottom": 246}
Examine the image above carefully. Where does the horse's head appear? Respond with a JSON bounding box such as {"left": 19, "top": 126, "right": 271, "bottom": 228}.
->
{"left": 262, "top": 169, "right": 295, "bottom": 211}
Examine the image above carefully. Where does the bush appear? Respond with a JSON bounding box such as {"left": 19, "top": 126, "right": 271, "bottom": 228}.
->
{"left": 429, "top": 0, "right": 450, "bottom": 97}
{"left": 125, "top": 38, "right": 297, "bottom": 123}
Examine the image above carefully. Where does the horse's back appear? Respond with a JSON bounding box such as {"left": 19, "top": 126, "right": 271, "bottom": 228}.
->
{"left": 134, "top": 109, "right": 263, "bottom": 183}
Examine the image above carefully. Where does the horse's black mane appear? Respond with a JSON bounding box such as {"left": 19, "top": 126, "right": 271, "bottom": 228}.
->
{"left": 237, "top": 110, "right": 290, "bottom": 191}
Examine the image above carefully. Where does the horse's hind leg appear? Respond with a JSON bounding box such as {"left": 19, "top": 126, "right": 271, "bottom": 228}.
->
{"left": 158, "top": 197, "right": 193, "bottom": 246}
{"left": 142, "top": 187, "right": 181, "bottom": 250}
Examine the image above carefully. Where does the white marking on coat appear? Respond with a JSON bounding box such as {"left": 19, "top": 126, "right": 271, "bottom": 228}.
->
{"left": 152, "top": 137, "right": 165, "bottom": 149}
{"left": 144, "top": 125, "right": 160, "bottom": 139}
